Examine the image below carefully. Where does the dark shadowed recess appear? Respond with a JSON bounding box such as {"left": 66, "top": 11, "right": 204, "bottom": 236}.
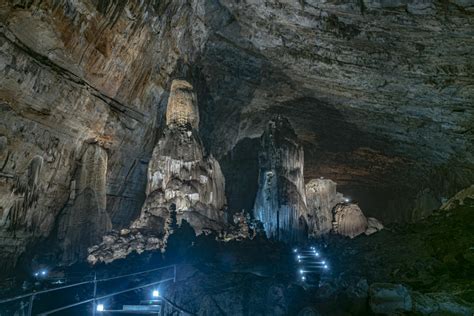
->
{"left": 220, "top": 137, "right": 260, "bottom": 216}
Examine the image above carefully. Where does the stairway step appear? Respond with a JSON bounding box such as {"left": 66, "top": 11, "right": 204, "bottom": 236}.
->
{"left": 123, "top": 304, "right": 161, "bottom": 311}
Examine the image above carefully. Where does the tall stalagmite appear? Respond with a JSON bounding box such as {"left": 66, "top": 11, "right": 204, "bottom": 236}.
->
{"left": 305, "top": 178, "right": 345, "bottom": 236}
{"left": 88, "top": 80, "right": 227, "bottom": 264}
{"left": 58, "top": 143, "right": 112, "bottom": 263}
{"left": 133, "top": 79, "right": 226, "bottom": 232}
{"left": 253, "top": 116, "right": 308, "bottom": 243}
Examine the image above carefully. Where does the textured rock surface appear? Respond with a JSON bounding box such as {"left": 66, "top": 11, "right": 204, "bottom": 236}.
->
{"left": 0, "top": 0, "right": 473, "bottom": 272}
{"left": 253, "top": 116, "right": 308, "bottom": 242}
{"left": 305, "top": 178, "right": 345, "bottom": 235}
{"left": 441, "top": 185, "right": 474, "bottom": 210}
{"left": 57, "top": 142, "right": 112, "bottom": 264}
{"left": 0, "top": 0, "right": 207, "bottom": 272}
{"left": 332, "top": 203, "right": 369, "bottom": 238}
{"left": 132, "top": 79, "right": 226, "bottom": 233}
{"left": 369, "top": 283, "right": 412, "bottom": 314}
{"left": 88, "top": 80, "right": 227, "bottom": 264}
{"left": 195, "top": 0, "right": 474, "bottom": 222}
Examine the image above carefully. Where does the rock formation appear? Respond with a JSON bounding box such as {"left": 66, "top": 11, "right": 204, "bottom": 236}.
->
{"left": 88, "top": 80, "right": 227, "bottom": 264}
{"left": 441, "top": 185, "right": 474, "bottom": 210}
{"left": 0, "top": 0, "right": 472, "bottom": 272}
{"left": 57, "top": 142, "right": 112, "bottom": 263}
{"left": 253, "top": 116, "right": 308, "bottom": 243}
{"left": 332, "top": 203, "right": 369, "bottom": 239}
{"left": 305, "top": 178, "right": 345, "bottom": 236}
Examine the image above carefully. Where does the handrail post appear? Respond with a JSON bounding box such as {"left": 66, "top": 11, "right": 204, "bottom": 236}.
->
{"left": 173, "top": 265, "right": 176, "bottom": 283}
{"left": 27, "top": 293, "right": 35, "bottom": 316}
{"left": 92, "top": 273, "right": 97, "bottom": 316}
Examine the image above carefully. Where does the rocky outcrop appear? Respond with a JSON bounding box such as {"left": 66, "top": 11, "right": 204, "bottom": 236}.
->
{"left": 88, "top": 80, "right": 227, "bottom": 264}
{"left": 305, "top": 178, "right": 345, "bottom": 236}
{"left": 332, "top": 203, "right": 369, "bottom": 239}
{"left": 441, "top": 185, "right": 474, "bottom": 210}
{"left": 57, "top": 142, "right": 112, "bottom": 264}
{"left": 253, "top": 116, "right": 308, "bottom": 243}
{"left": 365, "top": 217, "right": 384, "bottom": 236}
{"left": 369, "top": 283, "right": 412, "bottom": 314}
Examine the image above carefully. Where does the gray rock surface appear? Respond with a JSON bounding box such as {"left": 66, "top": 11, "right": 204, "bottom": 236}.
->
{"left": 305, "top": 178, "right": 345, "bottom": 235}
{"left": 369, "top": 283, "right": 413, "bottom": 314}
{"left": 332, "top": 203, "right": 369, "bottom": 238}
{"left": 57, "top": 142, "right": 112, "bottom": 264}
{"left": 0, "top": 0, "right": 472, "bottom": 271}
{"left": 253, "top": 116, "right": 308, "bottom": 243}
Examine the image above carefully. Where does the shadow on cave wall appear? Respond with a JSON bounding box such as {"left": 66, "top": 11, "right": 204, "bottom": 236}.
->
{"left": 220, "top": 138, "right": 260, "bottom": 216}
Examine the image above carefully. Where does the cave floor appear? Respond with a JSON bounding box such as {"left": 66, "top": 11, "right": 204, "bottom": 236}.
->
{"left": 1, "top": 204, "right": 473, "bottom": 315}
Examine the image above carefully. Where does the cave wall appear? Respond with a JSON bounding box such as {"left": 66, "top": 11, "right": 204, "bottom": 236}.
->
{"left": 0, "top": 0, "right": 209, "bottom": 273}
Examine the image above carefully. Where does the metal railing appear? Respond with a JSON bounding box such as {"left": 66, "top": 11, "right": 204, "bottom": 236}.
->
{"left": 0, "top": 264, "right": 178, "bottom": 315}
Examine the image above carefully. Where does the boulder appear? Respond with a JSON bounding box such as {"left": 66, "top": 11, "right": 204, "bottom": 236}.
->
{"left": 332, "top": 203, "right": 368, "bottom": 238}
{"left": 369, "top": 283, "right": 412, "bottom": 314}
{"left": 365, "top": 217, "right": 384, "bottom": 236}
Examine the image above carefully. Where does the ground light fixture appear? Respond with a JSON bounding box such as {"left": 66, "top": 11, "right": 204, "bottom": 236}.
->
{"left": 96, "top": 304, "right": 104, "bottom": 312}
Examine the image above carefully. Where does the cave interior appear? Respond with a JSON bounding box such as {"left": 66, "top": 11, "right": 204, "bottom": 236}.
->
{"left": 0, "top": 0, "right": 473, "bottom": 315}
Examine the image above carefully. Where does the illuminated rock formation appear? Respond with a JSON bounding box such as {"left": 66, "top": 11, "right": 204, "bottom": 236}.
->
{"left": 305, "top": 178, "right": 345, "bottom": 236}
{"left": 88, "top": 80, "right": 227, "bottom": 264}
{"left": 58, "top": 143, "right": 112, "bottom": 263}
{"left": 134, "top": 79, "right": 226, "bottom": 232}
{"left": 332, "top": 203, "right": 368, "bottom": 239}
{"left": 253, "top": 116, "right": 308, "bottom": 243}
{"left": 165, "top": 80, "right": 200, "bottom": 129}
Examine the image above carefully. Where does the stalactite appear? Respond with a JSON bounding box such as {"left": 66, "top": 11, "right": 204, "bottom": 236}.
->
{"left": 8, "top": 155, "right": 43, "bottom": 234}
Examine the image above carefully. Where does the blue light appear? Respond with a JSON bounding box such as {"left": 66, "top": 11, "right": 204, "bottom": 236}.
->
{"left": 302, "top": 276, "right": 306, "bottom": 281}
{"left": 152, "top": 290, "right": 160, "bottom": 298}
{"left": 41, "top": 270, "right": 47, "bottom": 276}
{"left": 34, "top": 272, "right": 39, "bottom": 277}
{"left": 324, "top": 265, "right": 328, "bottom": 269}
{"left": 293, "top": 248, "right": 297, "bottom": 253}
{"left": 315, "top": 252, "right": 319, "bottom": 256}
{"left": 322, "top": 260, "right": 326, "bottom": 265}
{"left": 299, "top": 269, "right": 304, "bottom": 274}
{"left": 96, "top": 304, "right": 104, "bottom": 312}
{"left": 297, "top": 255, "right": 301, "bottom": 259}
